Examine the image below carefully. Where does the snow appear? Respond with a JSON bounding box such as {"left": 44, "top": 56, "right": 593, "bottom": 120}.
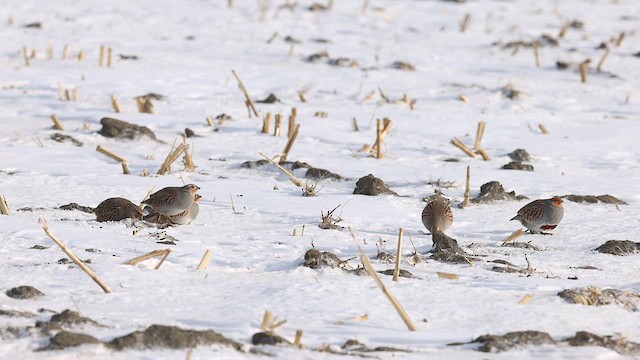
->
{"left": 1, "top": 0, "right": 639, "bottom": 358}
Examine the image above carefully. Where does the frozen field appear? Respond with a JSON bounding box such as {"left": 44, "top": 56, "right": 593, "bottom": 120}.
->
{"left": 1, "top": 0, "right": 639, "bottom": 359}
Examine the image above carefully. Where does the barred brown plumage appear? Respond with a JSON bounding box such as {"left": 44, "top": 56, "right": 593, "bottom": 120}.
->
{"left": 421, "top": 197, "right": 453, "bottom": 234}
{"left": 510, "top": 196, "right": 564, "bottom": 235}
{"left": 95, "top": 197, "right": 143, "bottom": 222}
{"left": 141, "top": 184, "right": 200, "bottom": 216}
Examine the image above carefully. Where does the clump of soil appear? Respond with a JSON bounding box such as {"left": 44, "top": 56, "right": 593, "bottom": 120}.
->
{"left": 305, "top": 167, "right": 347, "bottom": 181}
{"left": 430, "top": 232, "right": 477, "bottom": 264}
{"left": 565, "top": 194, "right": 627, "bottom": 205}
{"left": 501, "top": 161, "right": 534, "bottom": 171}
{"left": 342, "top": 338, "right": 410, "bottom": 352}
{"left": 255, "top": 93, "right": 280, "bottom": 103}
{"left": 0, "top": 309, "right": 36, "bottom": 318}
{"left": 42, "top": 331, "right": 100, "bottom": 350}
{"left": 303, "top": 249, "right": 346, "bottom": 269}
{"left": 97, "top": 117, "right": 157, "bottom": 141}
{"left": 251, "top": 331, "right": 291, "bottom": 346}
{"left": 48, "top": 310, "right": 103, "bottom": 329}
{"left": 378, "top": 269, "right": 413, "bottom": 278}
{"left": 471, "top": 181, "right": 528, "bottom": 204}
{"left": 566, "top": 331, "right": 640, "bottom": 355}
{"left": 391, "top": 61, "right": 416, "bottom": 71}
{"left": 473, "top": 331, "right": 556, "bottom": 352}
{"left": 353, "top": 174, "right": 398, "bottom": 196}
{"left": 305, "top": 51, "right": 329, "bottom": 62}
{"left": 502, "top": 242, "right": 540, "bottom": 251}
{"left": 596, "top": 240, "right": 639, "bottom": 255}
{"left": 5, "top": 285, "right": 44, "bottom": 300}
{"left": 58, "top": 203, "right": 94, "bottom": 213}
{"left": 106, "top": 324, "right": 242, "bottom": 351}
{"left": 558, "top": 287, "right": 640, "bottom": 311}
{"left": 51, "top": 133, "right": 83, "bottom": 147}
{"left": 507, "top": 149, "right": 531, "bottom": 162}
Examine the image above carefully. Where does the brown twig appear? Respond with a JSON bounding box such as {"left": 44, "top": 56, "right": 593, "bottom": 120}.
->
{"left": 96, "top": 145, "right": 128, "bottom": 163}
{"left": 596, "top": 47, "right": 610, "bottom": 72}
{"left": 99, "top": 45, "right": 105, "bottom": 67}
{"left": 473, "top": 121, "right": 486, "bottom": 150}
{"left": 451, "top": 138, "right": 477, "bottom": 158}
{"left": 51, "top": 114, "right": 64, "bottom": 130}
{"left": 463, "top": 165, "right": 471, "bottom": 207}
{"left": 459, "top": 13, "right": 472, "bottom": 32}
{"left": 502, "top": 228, "right": 525, "bottom": 243}
{"left": 579, "top": 59, "right": 590, "bottom": 83}
{"left": 0, "top": 194, "right": 10, "bottom": 215}
{"left": 39, "top": 219, "right": 112, "bottom": 293}
{"left": 349, "top": 227, "right": 417, "bottom": 331}
{"left": 22, "top": 46, "right": 30, "bottom": 66}
{"left": 124, "top": 249, "right": 172, "bottom": 269}
{"left": 258, "top": 152, "right": 304, "bottom": 186}
{"left": 157, "top": 142, "right": 188, "bottom": 175}
{"left": 111, "top": 94, "right": 122, "bottom": 113}
{"left": 262, "top": 112, "right": 272, "bottom": 134}
{"left": 280, "top": 123, "right": 300, "bottom": 163}
{"left": 231, "top": 69, "right": 259, "bottom": 117}
{"left": 392, "top": 228, "right": 404, "bottom": 282}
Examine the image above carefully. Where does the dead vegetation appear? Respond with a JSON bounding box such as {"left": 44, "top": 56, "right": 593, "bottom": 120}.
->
{"left": 319, "top": 205, "right": 343, "bottom": 230}
{"left": 558, "top": 287, "right": 640, "bottom": 312}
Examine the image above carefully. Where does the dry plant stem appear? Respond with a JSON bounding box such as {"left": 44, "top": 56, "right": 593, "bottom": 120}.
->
{"left": 77, "top": 51, "right": 85, "bottom": 62}
{"left": 451, "top": 138, "right": 477, "bottom": 158}
{"left": 111, "top": 94, "right": 122, "bottom": 113}
{"left": 157, "top": 142, "right": 188, "bottom": 175}
{"left": 459, "top": 13, "right": 472, "bottom": 32}
{"left": 558, "top": 21, "right": 570, "bottom": 38}
{"left": 615, "top": 31, "right": 625, "bottom": 47}
{"left": 473, "top": 121, "right": 486, "bottom": 150}
{"left": 463, "top": 165, "right": 471, "bottom": 208}
{"left": 274, "top": 114, "right": 282, "bottom": 136}
{"left": 155, "top": 250, "right": 170, "bottom": 269}
{"left": 22, "top": 46, "right": 30, "bottom": 66}
{"left": 72, "top": 88, "right": 78, "bottom": 101}
{"left": 123, "top": 249, "right": 172, "bottom": 266}
{"left": 50, "top": 114, "right": 64, "bottom": 130}
{"left": 375, "top": 119, "right": 383, "bottom": 159}
{"left": 260, "top": 311, "right": 273, "bottom": 331}
{"left": 301, "top": 224, "right": 306, "bottom": 236}
{"left": 371, "top": 119, "right": 393, "bottom": 154}
{"left": 99, "top": 45, "right": 105, "bottom": 67}
{"left": 360, "top": 90, "right": 376, "bottom": 104}
{"left": 518, "top": 294, "right": 533, "bottom": 304}
{"left": 231, "top": 69, "right": 259, "bottom": 117}
{"left": 538, "top": 124, "right": 549, "bottom": 134}
{"left": 262, "top": 112, "right": 272, "bottom": 133}
{"left": 437, "top": 271, "right": 459, "bottom": 280}
{"left": 502, "top": 228, "right": 525, "bottom": 243}
{"left": 298, "top": 92, "right": 307, "bottom": 103}
{"left": 62, "top": 44, "right": 69, "bottom": 60}
{"left": 352, "top": 117, "right": 359, "bottom": 131}
{"left": 229, "top": 194, "right": 239, "bottom": 214}
{"left": 348, "top": 227, "right": 417, "bottom": 331}
{"left": 121, "top": 161, "right": 131, "bottom": 175}
{"left": 579, "top": 60, "right": 589, "bottom": 83}
{"left": 107, "top": 47, "right": 113, "bottom": 67}
{"left": 279, "top": 123, "right": 301, "bottom": 163}
{"left": 392, "top": 228, "right": 404, "bottom": 282}
{"left": 197, "top": 249, "right": 213, "bottom": 270}
{"left": 96, "top": 145, "right": 128, "bottom": 163}
{"left": 39, "top": 219, "right": 113, "bottom": 293}
{"left": 597, "top": 47, "right": 610, "bottom": 71}
{"left": 294, "top": 330, "right": 303, "bottom": 348}
{"left": 0, "top": 195, "right": 10, "bottom": 215}
{"left": 46, "top": 43, "right": 53, "bottom": 59}
{"left": 259, "top": 152, "right": 304, "bottom": 186}
{"left": 477, "top": 148, "right": 491, "bottom": 161}
{"left": 533, "top": 43, "right": 541, "bottom": 68}
{"left": 65, "top": 89, "right": 72, "bottom": 101}
{"left": 287, "top": 115, "right": 296, "bottom": 138}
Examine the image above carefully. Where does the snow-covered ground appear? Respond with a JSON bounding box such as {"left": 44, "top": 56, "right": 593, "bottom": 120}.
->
{"left": 1, "top": 0, "right": 639, "bottom": 358}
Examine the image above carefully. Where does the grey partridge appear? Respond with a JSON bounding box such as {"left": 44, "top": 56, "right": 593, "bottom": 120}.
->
{"left": 145, "top": 194, "right": 201, "bottom": 226}
{"left": 94, "top": 197, "right": 143, "bottom": 222}
{"left": 421, "top": 197, "right": 453, "bottom": 234}
{"left": 511, "top": 196, "right": 564, "bottom": 235}
{"left": 141, "top": 184, "right": 200, "bottom": 216}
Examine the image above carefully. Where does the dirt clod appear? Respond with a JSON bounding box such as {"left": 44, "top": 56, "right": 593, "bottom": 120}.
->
{"left": 107, "top": 324, "right": 242, "bottom": 351}
{"left": 431, "top": 232, "right": 476, "bottom": 264}
{"left": 507, "top": 149, "right": 531, "bottom": 162}
{"left": 353, "top": 174, "right": 398, "bottom": 196}
{"left": 501, "top": 161, "right": 534, "bottom": 171}
{"left": 97, "top": 117, "right": 158, "bottom": 141}
{"left": 251, "top": 331, "right": 291, "bottom": 346}
{"left": 471, "top": 181, "right": 527, "bottom": 204}
{"left": 474, "top": 331, "right": 555, "bottom": 352}
{"left": 49, "top": 310, "right": 103, "bottom": 329}
{"left": 51, "top": 133, "right": 83, "bottom": 147}
{"left": 565, "top": 194, "right": 627, "bottom": 205}
{"left": 595, "top": 240, "right": 639, "bottom": 255}
{"left": 558, "top": 287, "right": 640, "bottom": 312}
{"left": 378, "top": 269, "right": 413, "bottom": 278}
{"left": 304, "top": 249, "right": 345, "bottom": 269}
{"left": 58, "top": 203, "right": 94, "bottom": 213}
{"left": 44, "top": 331, "right": 100, "bottom": 350}
{"left": 5, "top": 286, "right": 44, "bottom": 300}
